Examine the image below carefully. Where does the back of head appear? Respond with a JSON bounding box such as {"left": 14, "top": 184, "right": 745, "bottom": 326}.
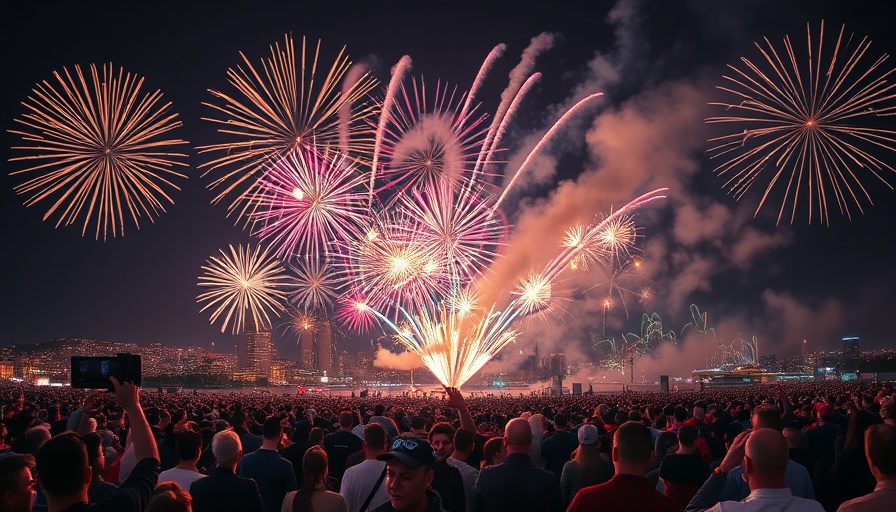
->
{"left": 302, "top": 446, "right": 328, "bottom": 486}
{"left": 212, "top": 429, "right": 241, "bottom": 467}
{"left": 81, "top": 432, "right": 103, "bottom": 468}
{"left": 554, "top": 413, "right": 568, "bottom": 429}
{"left": 454, "top": 428, "right": 475, "bottom": 453}
{"left": 146, "top": 482, "right": 192, "bottom": 512}
{"left": 35, "top": 433, "right": 87, "bottom": 497}
{"left": 745, "top": 429, "right": 789, "bottom": 481}
{"left": 364, "top": 422, "right": 388, "bottom": 451}
{"left": 751, "top": 406, "right": 782, "bottom": 431}
{"left": 262, "top": 416, "right": 282, "bottom": 440}
{"left": 24, "top": 426, "right": 51, "bottom": 455}
{"left": 339, "top": 411, "right": 353, "bottom": 429}
{"left": 677, "top": 426, "right": 698, "bottom": 446}
{"left": 505, "top": 418, "right": 533, "bottom": 448}
{"left": 176, "top": 430, "right": 203, "bottom": 461}
{"left": 374, "top": 404, "right": 386, "bottom": 416}
{"left": 866, "top": 423, "right": 896, "bottom": 477}
{"left": 614, "top": 421, "right": 652, "bottom": 465}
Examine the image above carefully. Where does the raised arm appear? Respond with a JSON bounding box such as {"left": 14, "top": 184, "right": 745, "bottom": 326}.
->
{"left": 111, "top": 378, "right": 159, "bottom": 463}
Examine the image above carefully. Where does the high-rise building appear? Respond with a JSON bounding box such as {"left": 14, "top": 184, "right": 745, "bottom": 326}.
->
{"left": 550, "top": 353, "right": 567, "bottom": 377}
{"left": 244, "top": 322, "right": 273, "bottom": 383}
{"left": 842, "top": 336, "right": 860, "bottom": 374}
{"left": 298, "top": 327, "right": 315, "bottom": 369}
{"left": 801, "top": 339, "right": 808, "bottom": 368}
{"left": 296, "top": 317, "right": 337, "bottom": 375}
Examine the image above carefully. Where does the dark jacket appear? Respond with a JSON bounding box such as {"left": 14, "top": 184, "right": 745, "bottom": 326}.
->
{"left": 472, "top": 453, "right": 563, "bottom": 512}
{"left": 372, "top": 489, "right": 444, "bottom": 512}
{"left": 190, "top": 467, "right": 264, "bottom": 512}
{"left": 432, "top": 460, "right": 465, "bottom": 512}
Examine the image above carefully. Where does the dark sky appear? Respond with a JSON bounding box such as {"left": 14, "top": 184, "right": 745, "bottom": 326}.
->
{"left": 2, "top": 0, "right": 895, "bottom": 362}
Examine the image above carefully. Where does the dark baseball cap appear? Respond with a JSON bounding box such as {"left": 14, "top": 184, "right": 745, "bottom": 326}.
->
{"left": 377, "top": 435, "right": 436, "bottom": 468}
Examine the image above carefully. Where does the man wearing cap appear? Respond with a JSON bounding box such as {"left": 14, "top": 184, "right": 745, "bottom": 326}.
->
{"left": 373, "top": 435, "right": 444, "bottom": 512}
{"left": 472, "top": 417, "right": 563, "bottom": 512}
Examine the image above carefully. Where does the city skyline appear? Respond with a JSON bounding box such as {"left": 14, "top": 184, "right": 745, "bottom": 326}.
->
{"left": 3, "top": 0, "right": 895, "bottom": 375}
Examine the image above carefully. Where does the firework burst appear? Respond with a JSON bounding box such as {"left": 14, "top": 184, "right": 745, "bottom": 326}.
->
{"left": 286, "top": 255, "right": 344, "bottom": 312}
{"left": 707, "top": 21, "right": 896, "bottom": 224}
{"left": 197, "top": 243, "right": 290, "bottom": 334}
{"left": 8, "top": 63, "right": 190, "bottom": 240}
{"left": 374, "top": 78, "right": 489, "bottom": 200}
{"left": 199, "top": 35, "right": 378, "bottom": 213}
{"left": 246, "top": 148, "right": 370, "bottom": 259}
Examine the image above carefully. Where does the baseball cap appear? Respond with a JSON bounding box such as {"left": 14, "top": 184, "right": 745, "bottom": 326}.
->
{"left": 377, "top": 435, "right": 437, "bottom": 468}
{"left": 578, "top": 424, "right": 599, "bottom": 445}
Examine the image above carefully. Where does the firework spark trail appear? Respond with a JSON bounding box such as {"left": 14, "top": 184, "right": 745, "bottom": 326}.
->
{"left": 369, "top": 55, "right": 412, "bottom": 203}
{"left": 340, "top": 63, "right": 372, "bottom": 155}
{"left": 198, "top": 35, "right": 378, "bottom": 214}
{"left": 458, "top": 43, "right": 507, "bottom": 126}
{"left": 245, "top": 148, "right": 369, "bottom": 260}
{"left": 491, "top": 92, "right": 604, "bottom": 214}
{"left": 707, "top": 21, "right": 896, "bottom": 225}
{"left": 197, "top": 243, "right": 290, "bottom": 334}
{"left": 481, "top": 73, "right": 542, "bottom": 175}
{"left": 475, "top": 33, "right": 556, "bottom": 176}
{"left": 8, "top": 63, "right": 190, "bottom": 240}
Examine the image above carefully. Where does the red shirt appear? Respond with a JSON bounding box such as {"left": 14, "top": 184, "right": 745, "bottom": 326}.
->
{"left": 567, "top": 474, "right": 680, "bottom": 512}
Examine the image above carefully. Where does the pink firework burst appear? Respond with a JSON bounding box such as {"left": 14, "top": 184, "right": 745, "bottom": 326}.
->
{"left": 245, "top": 148, "right": 370, "bottom": 260}
{"left": 375, "top": 78, "right": 490, "bottom": 201}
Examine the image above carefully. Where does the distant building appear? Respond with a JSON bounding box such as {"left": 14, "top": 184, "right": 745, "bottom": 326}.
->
{"left": 759, "top": 354, "right": 778, "bottom": 373}
{"left": 550, "top": 353, "right": 567, "bottom": 377}
{"left": 842, "top": 336, "right": 860, "bottom": 374}
{"left": 243, "top": 321, "right": 273, "bottom": 383}
{"left": 296, "top": 317, "right": 337, "bottom": 376}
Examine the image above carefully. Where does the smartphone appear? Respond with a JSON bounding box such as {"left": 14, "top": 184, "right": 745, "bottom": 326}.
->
{"left": 71, "top": 353, "right": 142, "bottom": 389}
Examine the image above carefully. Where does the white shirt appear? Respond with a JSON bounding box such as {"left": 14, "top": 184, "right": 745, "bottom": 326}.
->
{"left": 447, "top": 456, "right": 478, "bottom": 512}
{"left": 710, "top": 488, "right": 825, "bottom": 512}
{"left": 339, "top": 459, "right": 388, "bottom": 512}
{"left": 157, "top": 467, "right": 205, "bottom": 493}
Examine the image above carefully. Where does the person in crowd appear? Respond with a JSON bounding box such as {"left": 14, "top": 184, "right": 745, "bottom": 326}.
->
{"left": 445, "top": 428, "right": 478, "bottom": 512}
{"left": 190, "top": 429, "right": 263, "bottom": 512}
{"left": 237, "top": 416, "right": 298, "bottom": 512}
{"left": 560, "top": 424, "right": 612, "bottom": 507}
{"left": 718, "top": 406, "right": 814, "bottom": 502}
{"left": 687, "top": 429, "right": 824, "bottom": 512}
{"left": 526, "top": 414, "right": 546, "bottom": 468}
{"left": 837, "top": 423, "right": 896, "bottom": 512}
{"left": 145, "top": 481, "right": 191, "bottom": 512}
{"left": 282, "top": 446, "right": 347, "bottom": 512}
{"left": 647, "top": 430, "right": 679, "bottom": 490}
{"left": 0, "top": 454, "right": 36, "bottom": 512}
{"left": 830, "top": 409, "right": 880, "bottom": 509}
{"left": 540, "top": 413, "right": 578, "bottom": 476}
{"left": 782, "top": 423, "right": 815, "bottom": 473}
{"left": 472, "top": 417, "right": 562, "bottom": 512}
{"left": 36, "top": 379, "right": 160, "bottom": 512}
{"left": 372, "top": 435, "right": 442, "bottom": 512}
{"left": 479, "top": 437, "right": 505, "bottom": 470}
{"left": 325, "top": 411, "right": 363, "bottom": 492}
{"left": 659, "top": 425, "right": 710, "bottom": 508}
{"left": 81, "top": 432, "right": 117, "bottom": 503}
{"left": 426, "top": 423, "right": 465, "bottom": 512}
{"left": 157, "top": 430, "right": 205, "bottom": 494}
{"left": 567, "top": 421, "right": 679, "bottom": 512}
{"left": 340, "top": 423, "right": 389, "bottom": 512}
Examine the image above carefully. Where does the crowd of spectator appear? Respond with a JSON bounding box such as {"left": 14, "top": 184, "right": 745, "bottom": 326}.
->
{"left": 1, "top": 379, "right": 895, "bottom": 512}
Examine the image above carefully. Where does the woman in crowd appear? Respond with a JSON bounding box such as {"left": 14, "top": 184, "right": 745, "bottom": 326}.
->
{"left": 481, "top": 436, "right": 506, "bottom": 469}
{"left": 281, "top": 446, "right": 347, "bottom": 512}
{"left": 560, "top": 424, "right": 613, "bottom": 507}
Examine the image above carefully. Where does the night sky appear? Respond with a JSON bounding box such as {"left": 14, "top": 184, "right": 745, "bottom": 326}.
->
{"left": 2, "top": 0, "right": 895, "bottom": 367}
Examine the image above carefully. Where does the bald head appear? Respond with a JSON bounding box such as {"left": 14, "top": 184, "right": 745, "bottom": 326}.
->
{"left": 505, "top": 418, "right": 533, "bottom": 448}
{"left": 745, "top": 429, "right": 789, "bottom": 482}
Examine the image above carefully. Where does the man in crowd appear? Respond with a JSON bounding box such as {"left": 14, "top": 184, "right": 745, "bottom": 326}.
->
{"left": 659, "top": 425, "right": 710, "bottom": 508}
{"left": 36, "top": 379, "right": 160, "bottom": 512}
{"left": 237, "top": 416, "right": 297, "bottom": 512}
{"left": 325, "top": 411, "right": 363, "bottom": 491}
{"left": 156, "top": 430, "right": 205, "bottom": 494}
{"left": 687, "top": 429, "right": 823, "bottom": 512}
{"left": 473, "top": 417, "right": 562, "bottom": 512}
{"left": 373, "top": 435, "right": 443, "bottom": 512}
{"left": 0, "top": 454, "right": 36, "bottom": 512}
{"left": 341, "top": 423, "right": 389, "bottom": 512}
{"left": 837, "top": 423, "right": 896, "bottom": 512}
{"left": 191, "top": 429, "right": 263, "bottom": 512}
{"left": 540, "top": 413, "right": 578, "bottom": 476}
{"left": 427, "top": 423, "right": 465, "bottom": 512}
{"left": 568, "top": 421, "right": 678, "bottom": 512}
